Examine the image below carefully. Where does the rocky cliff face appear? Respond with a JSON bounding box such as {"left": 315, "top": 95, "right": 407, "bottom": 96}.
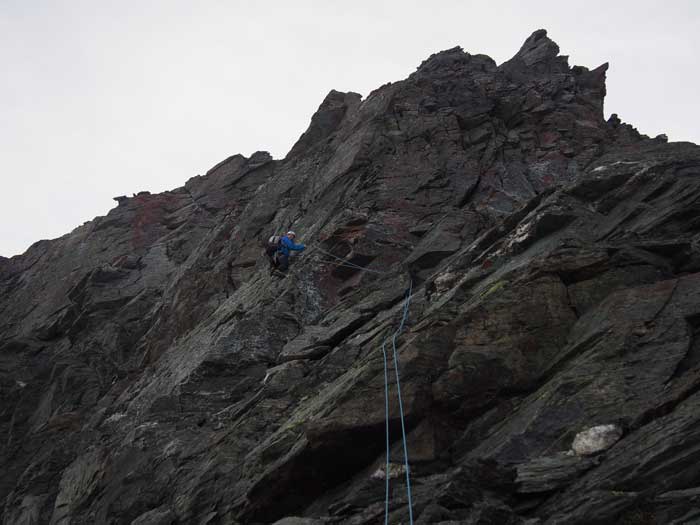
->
{"left": 2, "top": 30, "right": 700, "bottom": 524}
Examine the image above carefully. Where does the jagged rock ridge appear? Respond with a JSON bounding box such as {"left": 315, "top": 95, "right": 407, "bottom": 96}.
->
{"left": 2, "top": 29, "right": 700, "bottom": 524}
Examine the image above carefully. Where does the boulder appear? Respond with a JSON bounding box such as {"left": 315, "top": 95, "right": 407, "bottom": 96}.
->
{"left": 571, "top": 424, "right": 623, "bottom": 456}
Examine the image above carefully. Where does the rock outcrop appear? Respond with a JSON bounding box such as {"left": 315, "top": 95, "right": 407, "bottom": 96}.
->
{"left": 2, "top": 30, "right": 700, "bottom": 524}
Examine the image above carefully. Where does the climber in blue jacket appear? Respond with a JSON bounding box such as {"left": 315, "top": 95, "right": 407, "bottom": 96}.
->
{"left": 277, "top": 231, "right": 305, "bottom": 271}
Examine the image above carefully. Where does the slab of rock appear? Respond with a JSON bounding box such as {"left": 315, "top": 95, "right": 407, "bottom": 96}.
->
{"left": 516, "top": 453, "right": 598, "bottom": 493}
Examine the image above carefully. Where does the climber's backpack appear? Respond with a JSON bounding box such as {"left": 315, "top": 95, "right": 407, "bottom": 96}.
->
{"left": 265, "top": 235, "right": 282, "bottom": 258}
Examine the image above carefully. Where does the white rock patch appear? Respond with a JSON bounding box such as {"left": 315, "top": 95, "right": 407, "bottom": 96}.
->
{"left": 572, "top": 424, "right": 623, "bottom": 456}
{"left": 371, "top": 463, "right": 407, "bottom": 480}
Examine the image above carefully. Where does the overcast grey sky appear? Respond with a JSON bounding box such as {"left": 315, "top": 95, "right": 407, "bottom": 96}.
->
{"left": 2, "top": 1, "right": 698, "bottom": 257}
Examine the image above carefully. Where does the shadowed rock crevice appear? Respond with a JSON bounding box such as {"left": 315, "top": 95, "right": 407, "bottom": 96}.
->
{"left": 241, "top": 421, "right": 404, "bottom": 523}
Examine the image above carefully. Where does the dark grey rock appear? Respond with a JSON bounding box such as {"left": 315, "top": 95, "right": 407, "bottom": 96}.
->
{"left": 2, "top": 29, "right": 700, "bottom": 525}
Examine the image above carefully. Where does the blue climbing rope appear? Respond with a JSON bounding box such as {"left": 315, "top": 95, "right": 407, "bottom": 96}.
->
{"left": 382, "top": 279, "right": 415, "bottom": 525}
{"left": 303, "top": 244, "right": 415, "bottom": 522}
{"left": 381, "top": 337, "right": 391, "bottom": 524}
{"left": 314, "top": 246, "right": 389, "bottom": 275}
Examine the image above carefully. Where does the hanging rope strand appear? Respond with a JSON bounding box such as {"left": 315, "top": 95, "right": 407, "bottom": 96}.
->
{"left": 381, "top": 279, "right": 415, "bottom": 525}
{"left": 392, "top": 279, "right": 414, "bottom": 524}
{"left": 314, "top": 245, "right": 389, "bottom": 275}
{"left": 316, "top": 257, "right": 387, "bottom": 275}
{"left": 381, "top": 337, "right": 391, "bottom": 525}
